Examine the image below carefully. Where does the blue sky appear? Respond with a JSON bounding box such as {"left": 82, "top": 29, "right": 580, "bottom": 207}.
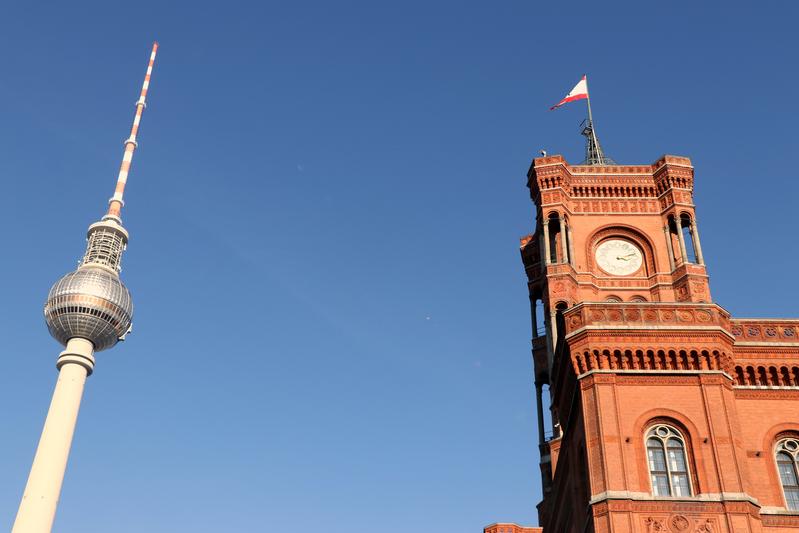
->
{"left": 0, "top": 1, "right": 797, "bottom": 532}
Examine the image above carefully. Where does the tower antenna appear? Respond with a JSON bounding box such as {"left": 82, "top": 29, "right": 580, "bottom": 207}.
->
{"left": 107, "top": 41, "right": 158, "bottom": 220}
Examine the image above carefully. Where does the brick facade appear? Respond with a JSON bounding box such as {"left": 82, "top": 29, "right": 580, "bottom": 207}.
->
{"left": 486, "top": 155, "right": 799, "bottom": 533}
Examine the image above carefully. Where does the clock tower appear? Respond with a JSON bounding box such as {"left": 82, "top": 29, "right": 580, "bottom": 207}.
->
{"left": 492, "top": 154, "right": 799, "bottom": 533}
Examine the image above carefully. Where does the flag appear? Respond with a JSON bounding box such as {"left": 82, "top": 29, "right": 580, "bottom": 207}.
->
{"left": 550, "top": 75, "right": 589, "bottom": 110}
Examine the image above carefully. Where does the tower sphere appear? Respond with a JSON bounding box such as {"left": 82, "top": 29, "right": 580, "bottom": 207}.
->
{"left": 44, "top": 267, "right": 133, "bottom": 352}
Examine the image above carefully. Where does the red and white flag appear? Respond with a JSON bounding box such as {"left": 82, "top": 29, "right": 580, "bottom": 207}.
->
{"left": 550, "top": 75, "right": 589, "bottom": 110}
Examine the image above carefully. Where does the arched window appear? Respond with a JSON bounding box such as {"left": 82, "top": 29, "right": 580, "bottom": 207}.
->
{"left": 679, "top": 215, "right": 697, "bottom": 263}
{"left": 776, "top": 438, "right": 799, "bottom": 510}
{"left": 646, "top": 424, "right": 692, "bottom": 496}
{"left": 553, "top": 301, "right": 568, "bottom": 348}
{"left": 545, "top": 213, "right": 571, "bottom": 265}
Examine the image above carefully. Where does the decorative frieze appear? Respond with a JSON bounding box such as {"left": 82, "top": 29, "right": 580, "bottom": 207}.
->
{"left": 642, "top": 515, "right": 716, "bottom": 532}
{"left": 730, "top": 319, "right": 799, "bottom": 343}
{"left": 762, "top": 513, "right": 799, "bottom": 527}
{"left": 571, "top": 198, "right": 661, "bottom": 214}
{"left": 564, "top": 302, "right": 731, "bottom": 336}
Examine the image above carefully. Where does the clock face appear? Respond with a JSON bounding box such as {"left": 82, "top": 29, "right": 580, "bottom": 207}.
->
{"left": 595, "top": 239, "right": 643, "bottom": 276}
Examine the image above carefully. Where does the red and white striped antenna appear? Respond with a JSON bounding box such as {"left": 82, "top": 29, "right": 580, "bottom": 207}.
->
{"left": 106, "top": 42, "right": 159, "bottom": 219}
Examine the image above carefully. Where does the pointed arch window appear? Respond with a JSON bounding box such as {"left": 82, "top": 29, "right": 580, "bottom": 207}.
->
{"left": 646, "top": 424, "right": 692, "bottom": 496}
{"left": 776, "top": 438, "right": 799, "bottom": 510}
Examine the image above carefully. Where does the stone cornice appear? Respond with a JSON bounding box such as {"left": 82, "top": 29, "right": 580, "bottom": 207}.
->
{"left": 578, "top": 369, "right": 733, "bottom": 381}
{"left": 589, "top": 490, "right": 759, "bottom": 507}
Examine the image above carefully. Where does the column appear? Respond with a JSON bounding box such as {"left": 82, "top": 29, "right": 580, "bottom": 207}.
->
{"left": 545, "top": 313, "right": 554, "bottom": 372}
{"left": 663, "top": 226, "right": 675, "bottom": 271}
{"left": 552, "top": 409, "right": 562, "bottom": 438}
{"left": 535, "top": 382, "right": 546, "bottom": 446}
{"left": 676, "top": 217, "right": 688, "bottom": 264}
{"left": 542, "top": 219, "right": 551, "bottom": 265}
{"left": 13, "top": 338, "right": 95, "bottom": 533}
{"left": 530, "top": 295, "right": 538, "bottom": 338}
{"left": 690, "top": 219, "right": 705, "bottom": 265}
{"left": 559, "top": 217, "right": 569, "bottom": 264}
{"left": 567, "top": 225, "right": 576, "bottom": 268}
{"left": 538, "top": 230, "right": 546, "bottom": 273}
{"left": 549, "top": 310, "right": 558, "bottom": 362}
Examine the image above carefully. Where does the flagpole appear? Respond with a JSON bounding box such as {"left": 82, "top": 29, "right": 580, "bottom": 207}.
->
{"left": 583, "top": 75, "right": 605, "bottom": 164}
{"left": 550, "top": 74, "right": 613, "bottom": 165}
{"left": 584, "top": 76, "right": 601, "bottom": 155}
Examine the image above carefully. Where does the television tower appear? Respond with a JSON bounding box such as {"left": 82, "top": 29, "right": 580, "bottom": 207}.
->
{"left": 12, "top": 43, "right": 158, "bottom": 533}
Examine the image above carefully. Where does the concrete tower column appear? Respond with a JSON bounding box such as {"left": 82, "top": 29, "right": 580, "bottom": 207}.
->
{"left": 676, "top": 217, "right": 689, "bottom": 264}
{"left": 13, "top": 339, "right": 95, "bottom": 533}
{"left": 663, "top": 225, "right": 675, "bottom": 271}
{"left": 690, "top": 219, "right": 705, "bottom": 265}
{"left": 559, "top": 217, "right": 569, "bottom": 264}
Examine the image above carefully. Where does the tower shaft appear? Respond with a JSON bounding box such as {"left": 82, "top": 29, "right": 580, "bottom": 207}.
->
{"left": 12, "top": 339, "right": 95, "bottom": 533}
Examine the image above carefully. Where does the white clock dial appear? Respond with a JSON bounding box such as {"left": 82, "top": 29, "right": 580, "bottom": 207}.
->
{"left": 595, "top": 239, "right": 643, "bottom": 276}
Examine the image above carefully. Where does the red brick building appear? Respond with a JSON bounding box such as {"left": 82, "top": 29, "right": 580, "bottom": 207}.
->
{"left": 489, "top": 154, "right": 799, "bottom": 532}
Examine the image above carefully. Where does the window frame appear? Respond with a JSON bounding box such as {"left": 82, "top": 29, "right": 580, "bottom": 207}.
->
{"left": 776, "top": 437, "right": 799, "bottom": 511}
{"left": 645, "top": 424, "right": 694, "bottom": 497}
